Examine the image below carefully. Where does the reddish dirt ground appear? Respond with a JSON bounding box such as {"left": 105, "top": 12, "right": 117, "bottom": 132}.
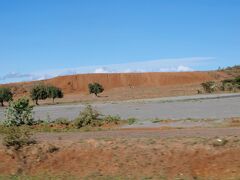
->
{"left": 0, "top": 127, "right": 240, "bottom": 179}
{"left": 1, "top": 71, "right": 230, "bottom": 103}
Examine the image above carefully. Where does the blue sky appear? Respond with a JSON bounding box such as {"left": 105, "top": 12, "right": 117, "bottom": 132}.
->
{"left": 0, "top": 0, "right": 239, "bottom": 83}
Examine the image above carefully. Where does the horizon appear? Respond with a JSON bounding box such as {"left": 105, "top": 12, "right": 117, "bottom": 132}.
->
{"left": 1, "top": 0, "right": 240, "bottom": 83}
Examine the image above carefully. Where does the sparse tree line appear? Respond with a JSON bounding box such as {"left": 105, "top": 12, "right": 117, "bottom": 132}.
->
{"left": 30, "top": 84, "right": 64, "bottom": 105}
{"left": 0, "top": 84, "right": 64, "bottom": 106}
{"left": 0, "top": 82, "right": 105, "bottom": 107}
{"left": 200, "top": 76, "right": 240, "bottom": 93}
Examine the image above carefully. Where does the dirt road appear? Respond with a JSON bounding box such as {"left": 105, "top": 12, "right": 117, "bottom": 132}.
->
{"left": 0, "top": 93, "right": 240, "bottom": 121}
{"left": 35, "top": 127, "right": 240, "bottom": 142}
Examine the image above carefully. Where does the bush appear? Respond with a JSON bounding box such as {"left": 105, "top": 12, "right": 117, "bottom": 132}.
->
{"left": 4, "top": 98, "right": 34, "bottom": 126}
{"left": 30, "top": 84, "right": 48, "bottom": 105}
{"left": 0, "top": 87, "right": 13, "bottom": 106}
{"left": 201, "top": 81, "right": 216, "bottom": 93}
{"left": 74, "top": 105, "right": 101, "bottom": 128}
{"left": 3, "top": 126, "right": 35, "bottom": 150}
{"left": 103, "top": 115, "right": 121, "bottom": 124}
{"left": 224, "top": 82, "right": 234, "bottom": 91}
{"left": 127, "top": 118, "right": 137, "bottom": 125}
{"left": 234, "top": 76, "right": 240, "bottom": 85}
{"left": 46, "top": 86, "right": 64, "bottom": 103}
{"left": 54, "top": 118, "right": 69, "bottom": 126}
{"left": 88, "top": 83, "right": 104, "bottom": 97}
{"left": 221, "top": 76, "right": 240, "bottom": 92}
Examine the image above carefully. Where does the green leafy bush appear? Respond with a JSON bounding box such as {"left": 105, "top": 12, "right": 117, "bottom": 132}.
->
{"left": 54, "top": 118, "right": 69, "bottom": 126}
{"left": 74, "top": 105, "right": 101, "bottom": 128}
{"left": 103, "top": 115, "right": 121, "bottom": 124}
{"left": 224, "top": 82, "right": 234, "bottom": 91}
{"left": 0, "top": 87, "right": 13, "bottom": 106}
{"left": 3, "top": 126, "right": 35, "bottom": 150}
{"left": 4, "top": 98, "right": 34, "bottom": 126}
{"left": 201, "top": 81, "right": 216, "bottom": 93}
{"left": 221, "top": 76, "right": 240, "bottom": 91}
{"left": 127, "top": 118, "right": 137, "bottom": 125}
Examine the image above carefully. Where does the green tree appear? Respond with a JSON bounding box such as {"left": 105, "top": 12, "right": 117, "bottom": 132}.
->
{"left": 46, "top": 86, "right": 64, "bottom": 103}
{"left": 88, "top": 82, "right": 104, "bottom": 97}
{"left": 0, "top": 87, "right": 13, "bottom": 106}
{"left": 30, "top": 84, "right": 48, "bottom": 105}
{"left": 4, "top": 98, "right": 34, "bottom": 126}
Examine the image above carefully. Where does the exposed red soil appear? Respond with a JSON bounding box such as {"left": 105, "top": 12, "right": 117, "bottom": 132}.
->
{"left": 1, "top": 71, "right": 230, "bottom": 103}
{"left": 0, "top": 128, "right": 240, "bottom": 179}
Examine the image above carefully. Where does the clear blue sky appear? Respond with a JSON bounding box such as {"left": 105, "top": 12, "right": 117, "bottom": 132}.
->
{"left": 0, "top": 0, "right": 239, "bottom": 83}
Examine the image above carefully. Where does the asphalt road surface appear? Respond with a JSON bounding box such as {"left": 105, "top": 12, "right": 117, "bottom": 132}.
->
{"left": 0, "top": 93, "right": 240, "bottom": 121}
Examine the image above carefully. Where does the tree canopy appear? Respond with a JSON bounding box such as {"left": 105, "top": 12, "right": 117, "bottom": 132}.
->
{"left": 88, "top": 83, "right": 104, "bottom": 97}
{"left": 46, "top": 86, "right": 64, "bottom": 103}
{"left": 30, "top": 84, "right": 48, "bottom": 105}
{"left": 0, "top": 87, "right": 13, "bottom": 106}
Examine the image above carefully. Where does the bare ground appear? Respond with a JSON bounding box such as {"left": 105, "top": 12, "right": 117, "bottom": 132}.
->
{"left": 1, "top": 127, "right": 240, "bottom": 179}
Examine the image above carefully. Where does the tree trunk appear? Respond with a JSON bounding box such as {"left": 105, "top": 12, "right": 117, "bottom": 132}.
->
{"left": 95, "top": 93, "right": 98, "bottom": 97}
{"left": 0, "top": 101, "right": 4, "bottom": 107}
{"left": 35, "top": 99, "right": 39, "bottom": 105}
{"left": 52, "top": 98, "right": 55, "bottom": 103}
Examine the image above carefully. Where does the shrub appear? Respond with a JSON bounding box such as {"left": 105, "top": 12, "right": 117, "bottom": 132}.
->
{"left": 224, "top": 82, "right": 234, "bottom": 91}
{"left": 54, "top": 118, "right": 69, "bottom": 126}
{"left": 103, "top": 115, "right": 121, "bottom": 124}
{"left": 3, "top": 126, "right": 35, "bottom": 150}
{"left": 222, "top": 79, "right": 234, "bottom": 85}
{"left": 127, "top": 117, "right": 137, "bottom": 125}
{"left": 74, "top": 105, "right": 101, "bottom": 128}
{"left": 30, "top": 84, "right": 48, "bottom": 105}
{"left": 46, "top": 86, "right": 64, "bottom": 103}
{"left": 212, "top": 138, "right": 228, "bottom": 147}
{"left": 88, "top": 83, "right": 104, "bottom": 97}
{"left": 0, "top": 87, "right": 13, "bottom": 106}
{"left": 4, "top": 98, "right": 34, "bottom": 126}
{"left": 234, "top": 76, "right": 240, "bottom": 85}
{"left": 201, "top": 81, "right": 216, "bottom": 93}
{"left": 221, "top": 76, "right": 240, "bottom": 92}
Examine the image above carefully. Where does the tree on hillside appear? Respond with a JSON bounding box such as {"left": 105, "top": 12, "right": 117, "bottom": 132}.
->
{"left": 30, "top": 84, "right": 48, "bottom": 105}
{"left": 46, "top": 86, "right": 64, "bottom": 103}
{"left": 88, "top": 83, "right": 104, "bottom": 97}
{"left": 0, "top": 87, "right": 13, "bottom": 106}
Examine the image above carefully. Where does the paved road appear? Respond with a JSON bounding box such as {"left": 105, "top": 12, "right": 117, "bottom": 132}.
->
{"left": 0, "top": 93, "right": 240, "bottom": 121}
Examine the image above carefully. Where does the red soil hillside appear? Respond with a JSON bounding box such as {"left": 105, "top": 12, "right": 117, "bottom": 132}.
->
{"left": 0, "top": 71, "right": 230, "bottom": 102}
{"left": 47, "top": 72, "right": 217, "bottom": 93}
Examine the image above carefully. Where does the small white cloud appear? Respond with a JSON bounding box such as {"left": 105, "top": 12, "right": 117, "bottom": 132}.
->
{"left": 93, "top": 67, "right": 109, "bottom": 73}
{"left": 0, "top": 72, "right": 33, "bottom": 80}
{"left": 176, "top": 65, "right": 193, "bottom": 72}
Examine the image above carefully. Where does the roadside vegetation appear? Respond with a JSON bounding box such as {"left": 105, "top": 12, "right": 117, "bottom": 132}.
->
{"left": 0, "top": 98, "right": 128, "bottom": 134}
{"left": 1, "top": 98, "right": 37, "bottom": 175}
{"left": 200, "top": 76, "right": 240, "bottom": 94}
